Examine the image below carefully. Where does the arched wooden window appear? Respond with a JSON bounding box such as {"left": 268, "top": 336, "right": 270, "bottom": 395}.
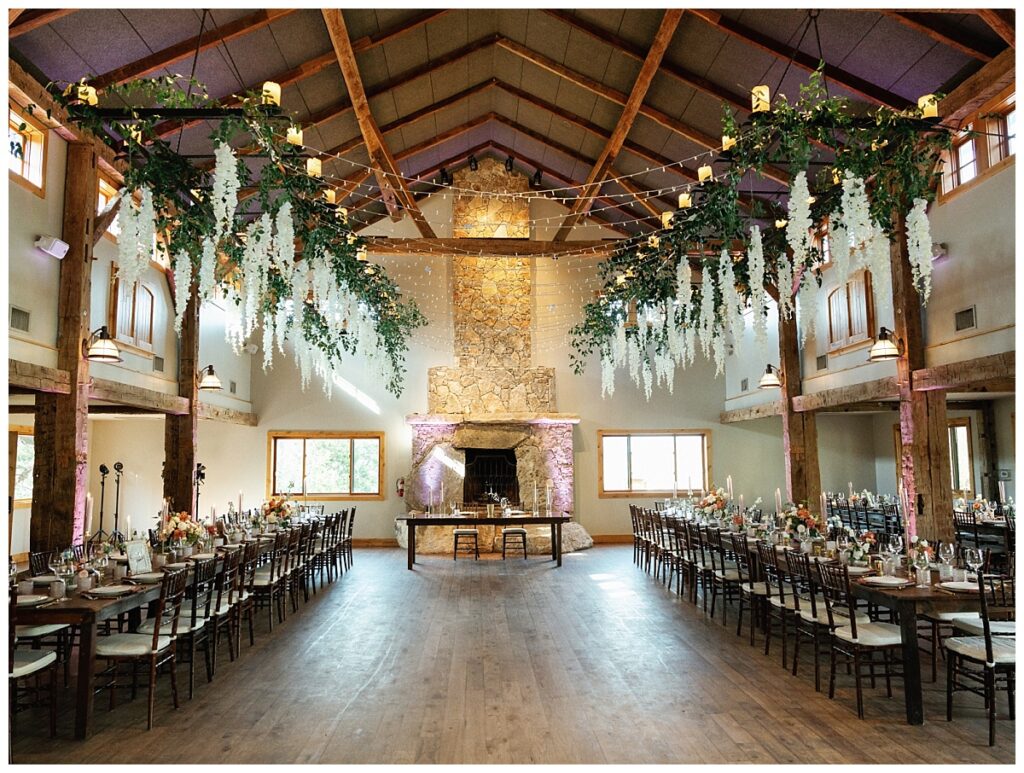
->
{"left": 827, "top": 269, "right": 873, "bottom": 351}
{"left": 109, "top": 263, "right": 155, "bottom": 351}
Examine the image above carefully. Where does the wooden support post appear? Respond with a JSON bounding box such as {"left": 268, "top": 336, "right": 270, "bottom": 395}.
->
{"left": 777, "top": 312, "right": 821, "bottom": 505}
{"left": 979, "top": 402, "right": 999, "bottom": 502}
{"left": 891, "top": 211, "right": 953, "bottom": 542}
{"left": 30, "top": 143, "right": 96, "bottom": 552}
{"left": 163, "top": 281, "right": 200, "bottom": 514}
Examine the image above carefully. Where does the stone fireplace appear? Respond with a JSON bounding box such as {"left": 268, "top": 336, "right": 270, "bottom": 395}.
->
{"left": 399, "top": 159, "right": 592, "bottom": 554}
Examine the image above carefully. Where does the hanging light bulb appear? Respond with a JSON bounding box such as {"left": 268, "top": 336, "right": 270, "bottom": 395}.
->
{"left": 286, "top": 125, "right": 304, "bottom": 146}
{"left": 261, "top": 81, "right": 282, "bottom": 107}
{"left": 306, "top": 157, "right": 322, "bottom": 177}
{"left": 678, "top": 192, "right": 692, "bottom": 209}
{"left": 698, "top": 165, "right": 713, "bottom": 183}
{"left": 722, "top": 134, "right": 736, "bottom": 151}
{"left": 751, "top": 85, "right": 771, "bottom": 113}
{"left": 918, "top": 94, "right": 939, "bottom": 119}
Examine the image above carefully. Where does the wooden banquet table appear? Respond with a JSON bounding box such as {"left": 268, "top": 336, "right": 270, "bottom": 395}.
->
{"left": 396, "top": 514, "right": 573, "bottom": 570}
{"left": 14, "top": 583, "right": 162, "bottom": 739}
{"left": 850, "top": 571, "right": 983, "bottom": 726}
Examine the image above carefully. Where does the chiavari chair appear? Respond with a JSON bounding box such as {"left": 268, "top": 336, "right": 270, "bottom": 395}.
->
{"left": 237, "top": 541, "right": 261, "bottom": 647}
{"left": 284, "top": 526, "right": 304, "bottom": 614}
{"left": 629, "top": 505, "right": 642, "bottom": 567}
{"left": 756, "top": 542, "right": 798, "bottom": 667}
{"left": 203, "top": 547, "right": 241, "bottom": 677}
{"left": 299, "top": 519, "right": 321, "bottom": 600}
{"left": 9, "top": 585, "right": 58, "bottom": 738}
{"left": 341, "top": 506, "right": 356, "bottom": 571}
{"left": 729, "top": 532, "right": 766, "bottom": 646}
{"left": 683, "top": 521, "right": 710, "bottom": 609}
{"left": 27, "top": 551, "right": 54, "bottom": 577}
{"left": 816, "top": 562, "right": 903, "bottom": 719}
{"left": 253, "top": 531, "right": 290, "bottom": 629}
{"left": 648, "top": 509, "right": 667, "bottom": 582}
{"left": 704, "top": 528, "right": 740, "bottom": 626}
{"left": 95, "top": 568, "right": 188, "bottom": 730}
{"left": 945, "top": 572, "right": 1016, "bottom": 745}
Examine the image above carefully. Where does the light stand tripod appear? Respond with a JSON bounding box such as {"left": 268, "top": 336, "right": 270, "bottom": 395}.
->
{"left": 90, "top": 464, "right": 110, "bottom": 543}
{"left": 109, "top": 462, "right": 125, "bottom": 543}
{"left": 194, "top": 462, "right": 206, "bottom": 518}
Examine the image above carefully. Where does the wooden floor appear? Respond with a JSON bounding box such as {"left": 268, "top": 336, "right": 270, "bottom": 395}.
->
{"left": 11, "top": 546, "right": 1014, "bottom": 764}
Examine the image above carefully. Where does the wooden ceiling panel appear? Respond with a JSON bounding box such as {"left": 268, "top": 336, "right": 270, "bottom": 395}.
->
{"left": 578, "top": 48, "right": 641, "bottom": 97}
{"left": 264, "top": 11, "right": 334, "bottom": 69}
{"left": 380, "top": 25, "right": 430, "bottom": 80}
{"left": 10, "top": 26, "right": 92, "bottom": 85}
{"left": 219, "top": 28, "right": 289, "bottom": 88}
{"left": 641, "top": 71, "right": 696, "bottom": 124}
{"left": 496, "top": 9, "right": 532, "bottom": 46}
{"left": 492, "top": 89, "right": 522, "bottom": 123}
{"left": 840, "top": 21, "right": 941, "bottom": 94}
{"left": 670, "top": 16, "right": 733, "bottom": 81}
{"left": 424, "top": 11, "right": 470, "bottom": 58}
{"left": 523, "top": 9, "right": 572, "bottom": 63}
{"left": 367, "top": 91, "right": 400, "bottom": 127}
{"left": 560, "top": 28, "right": 615, "bottom": 85}
{"left": 892, "top": 45, "right": 980, "bottom": 100}
{"left": 120, "top": 9, "right": 209, "bottom": 53}
{"left": 492, "top": 45, "right": 525, "bottom": 89}
{"left": 353, "top": 46, "right": 392, "bottom": 91}
{"left": 294, "top": 69, "right": 349, "bottom": 118}
{"left": 513, "top": 100, "right": 555, "bottom": 138}
{"left": 397, "top": 116, "right": 441, "bottom": 154}
{"left": 512, "top": 58, "right": 563, "bottom": 105}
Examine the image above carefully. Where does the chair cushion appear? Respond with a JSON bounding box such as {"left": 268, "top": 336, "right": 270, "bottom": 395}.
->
{"left": 945, "top": 635, "right": 1016, "bottom": 664}
{"left": 952, "top": 618, "right": 1016, "bottom": 637}
{"left": 834, "top": 621, "right": 903, "bottom": 647}
{"left": 453, "top": 529, "right": 478, "bottom": 535}
{"left": 10, "top": 649, "right": 56, "bottom": 678}
{"left": 768, "top": 595, "right": 800, "bottom": 610}
{"left": 799, "top": 607, "right": 870, "bottom": 626}
{"left": 502, "top": 527, "right": 528, "bottom": 535}
{"left": 924, "top": 611, "right": 981, "bottom": 623}
{"left": 96, "top": 633, "right": 172, "bottom": 658}
{"left": 138, "top": 617, "right": 199, "bottom": 635}
{"left": 741, "top": 581, "right": 768, "bottom": 595}
{"left": 200, "top": 601, "right": 235, "bottom": 618}
{"left": 15, "top": 623, "right": 69, "bottom": 639}
{"left": 714, "top": 569, "right": 740, "bottom": 581}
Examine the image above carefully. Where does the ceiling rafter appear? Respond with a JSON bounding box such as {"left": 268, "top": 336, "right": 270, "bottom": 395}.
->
{"left": 552, "top": 14, "right": 682, "bottom": 240}
{"left": 880, "top": 11, "right": 999, "bottom": 61}
{"left": 975, "top": 9, "right": 1015, "bottom": 47}
{"left": 92, "top": 9, "right": 297, "bottom": 90}
{"left": 322, "top": 9, "right": 435, "bottom": 237}
{"left": 9, "top": 9, "right": 75, "bottom": 37}
{"left": 495, "top": 36, "right": 790, "bottom": 186}
{"left": 686, "top": 9, "right": 912, "bottom": 109}
{"left": 349, "top": 10, "right": 450, "bottom": 52}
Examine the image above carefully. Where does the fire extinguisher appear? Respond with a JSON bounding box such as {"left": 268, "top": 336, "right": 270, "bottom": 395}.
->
{"left": 396, "top": 477, "right": 405, "bottom": 498}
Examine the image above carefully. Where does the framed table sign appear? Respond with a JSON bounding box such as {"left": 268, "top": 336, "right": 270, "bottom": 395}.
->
{"left": 124, "top": 539, "right": 153, "bottom": 575}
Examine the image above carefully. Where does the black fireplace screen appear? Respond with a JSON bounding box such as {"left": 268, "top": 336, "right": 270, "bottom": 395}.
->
{"left": 463, "top": 448, "right": 519, "bottom": 504}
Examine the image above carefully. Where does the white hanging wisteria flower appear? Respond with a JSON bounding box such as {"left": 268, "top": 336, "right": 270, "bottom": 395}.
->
{"left": 796, "top": 268, "right": 818, "bottom": 345}
{"left": 115, "top": 186, "right": 156, "bottom": 290}
{"left": 748, "top": 225, "right": 768, "bottom": 350}
{"left": 867, "top": 224, "right": 894, "bottom": 321}
{"left": 905, "top": 197, "right": 933, "bottom": 303}
{"left": 786, "top": 171, "right": 813, "bottom": 268}
{"left": 697, "top": 266, "right": 715, "bottom": 357}
{"left": 273, "top": 201, "right": 295, "bottom": 282}
{"left": 612, "top": 317, "right": 627, "bottom": 367}
{"left": 627, "top": 335, "right": 642, "bottom": 388}
{"left": 774, "top": 250, "right": 795, "bottom": 319}
{"left": 841, "top": 172, "right": 872, "bottom": 267}
{"left": 712, "top": 331, "right": 726, "bottom": 377}
{"left": 717, "top": 248, "right": 742, "bottom": 358}
{"left": 262, "top": 312, "right": 275, "bottom": 372}
{"left": 212, "top": 142, "right": 240, "bottom": 243}
{"left": 828, "top": 212, "right": 851, "bottom": 289}
{"left": 172, "top": 252, "right": 192, "bottom": 334}
{"left": 198, "top": 237, "right": 217, "bottom": 301}
{"left": 641, "top": 357, "right": 653, "bottom": 401}
{"left": 600, "top": 350, "right": 616, "bottom": 398}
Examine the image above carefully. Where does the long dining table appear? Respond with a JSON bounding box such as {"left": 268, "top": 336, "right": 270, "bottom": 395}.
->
{"left": 396, "top": 513, "right": 572, "bottom": 570}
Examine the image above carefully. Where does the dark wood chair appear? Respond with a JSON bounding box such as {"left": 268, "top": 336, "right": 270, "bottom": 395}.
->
{"left": 730, "top": 532, "right": 766, "bottom": 646}
{"left": 341, "top": 506, "right": 356, "bottom": 571}
{"left": 945, "top": 571, "right": 1016, "bottom": 746}
{"left": 207, "top": 547, "right": 242, "bottom": 676}
{"left": 453, "top": 529, "right": 479, "bottom": 560}
{"left": 236, "top": 542, "right": 260, "bottom": 647}
{"left": 501, "top": 527, "right": 528, "bottom": 559}
{"left": 28, "top": 551, "right": 55, "bottom": 577}
{"left": 704, "top": 528, "right": 740, "bottom": 626}
{"left": 95, "top": 568, "right": 188, "bottom": 730}
{"left": 9, "top": 586, "right": 58, "bottom": 739}
{"left": 253, "top": 532, "right": 290, "bottom": 630}
{"left": 684, "top": 521, "right": 710, "bottom": 610}
{"left": 756, "top": 542, "right": 798, "bottom": 668}
{"left": 816, "top": 561, "right": 903, "bottom": 719}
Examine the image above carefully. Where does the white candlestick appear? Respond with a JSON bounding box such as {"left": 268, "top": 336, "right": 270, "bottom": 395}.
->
{"left": 85, "top": 493, "right": 93, "bottom": 537}
{"left": 126, "top": 515, "right": 132, "bottom": 539}
{"left": 848, "top": 481, "right": 854, "bottom": 499}
{"left": 726, "top": 475, "right": 733, "bottom": 501}
{"left": 239, "top": 491, "right": 243, "bottom": 514}
{"left": 998, "top": 480, "right": 1006, "bottom": 502}
{"left": 440, "top": 480, "right": 444, "bottom": 506}
{"left": 775, "top": 487, "right": 783, "bottom": 515}
{"left": 739, "top": 494, "right": 744, "bottom": 511}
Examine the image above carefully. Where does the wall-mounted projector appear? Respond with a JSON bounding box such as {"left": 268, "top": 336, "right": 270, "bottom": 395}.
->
{"left": 35, "top": 235, "right": 70, "bottom": 259}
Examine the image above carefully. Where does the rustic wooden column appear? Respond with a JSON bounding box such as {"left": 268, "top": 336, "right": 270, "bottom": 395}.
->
{"left": 890, "top": 211, "right": 953, "bottom": 542}
{"left": 30, "top": 142, "right": 97, "bottom": 552}
{"left": 777, "top": 311, "right": 822, "bottom": 505}
{"left": 979, "top": 402, "right": 999, "bottom": 501}
{"left": 163, "top": 280, "right": 200, "bottom": 514}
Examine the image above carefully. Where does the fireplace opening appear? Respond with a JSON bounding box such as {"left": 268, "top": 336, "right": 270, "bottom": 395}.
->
{"left": 463, "top": 448, "right": 519, "bottom": 504}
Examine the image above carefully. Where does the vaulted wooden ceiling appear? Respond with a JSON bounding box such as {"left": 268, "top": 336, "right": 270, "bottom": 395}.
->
{"left": 9, "top": 8, "right": 1014, "bottom": 238}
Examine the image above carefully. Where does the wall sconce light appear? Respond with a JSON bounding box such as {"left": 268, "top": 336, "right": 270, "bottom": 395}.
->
{"left": 83, "top": 326, "right": 122, "bottom": 363}
{"left": 530, "top": 169, "right": 543, "bottom": 189}
{"left": 867, "top": 327, "right": 903, "bottom": 362}
{"left": 468, "top": 154, "right": 478, "bottom": 172}
{"left": 504, "top": 155, "right": 514, "bottom": 172}
{"left": 197, "top": 364, "right": 222, "bottom": 391}
{"left": 758, "top": 363, "right": 782, "bottom": 389}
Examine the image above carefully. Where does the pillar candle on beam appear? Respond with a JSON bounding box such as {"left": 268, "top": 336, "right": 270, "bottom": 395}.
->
{"left": 261, "top": 81, "right": 281, "bottom": 106}
{"left": 306, "top": 157, "right": 322, "bottom": 177}
{"left": 751, "top": 85, "right": 770, "bottom": 113}
{"left": 678, "top": 192, "right": 692, "bottom": 209}
{"left": 286, "top": 126, "right": 304, "bottom": 146}
{"left": 697, "top": 164, "right": 713, "bottom": 183}
{"left": 917, "top": 94, "right": 938, "bottom": 118}
{"left": 722, "top": 134, "right": 736, "bottom": 151}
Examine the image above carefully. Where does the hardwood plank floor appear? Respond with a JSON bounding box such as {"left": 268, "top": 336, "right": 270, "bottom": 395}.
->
{"left": 10, "top": 547, "right": 1014, "bottom": 763}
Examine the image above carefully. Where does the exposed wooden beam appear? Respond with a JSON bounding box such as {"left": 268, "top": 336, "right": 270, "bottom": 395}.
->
{"left": 92, "top": 196, "right": 121, "bottom": 248}
{"left": 976, "top": 9, "right": 1015, "bottom": 47}
{"left": 881, "top": 11, "right": 998, "bottom": 61}
{"left": 777, "top": 311, "right": 821, "bottom": 504}
{"left": 163, "top": 280, "right": 199, "bottom": 512}
{"left": 365, "top": 237, "right": 616, "bottom": 257}
{"left": 613, "top": 174, "right": 663, "bottom": 219}
{"left": 686, "top": 9, "right": 913, "bottom": 109}
{"left": 92, "top": 9, "right": 297, "bottom": 90}
{"left": 719, "top": 400, "right": 783, "bottom": 423}
{"left": 792, "top": 377, "right": 899, "bottom": 412}
{"left": 8, "top": 360, "right": 71, "bottom": 394}
{"left": 912, "top": 352, "right": 1015, "bottom": 392}
{"left": 197, "top": 401, "right": 259, "bottom": 427}
{"left": 350, "top": 10, "right": 450, "bottom": 52}
{"left": 9, "top": 59, "right": 125, "bottom": 182}
{"left": 88, "top": 378, "right": 190, "bottom": 415}
{"left": 9, "top": 9, "right": 75, "bottom": 37}
{"left": 939, "top": 47, "right": 1015, "bottom": 125}
{"left": 322, "top": 9, "right": 435, "bottom": 237}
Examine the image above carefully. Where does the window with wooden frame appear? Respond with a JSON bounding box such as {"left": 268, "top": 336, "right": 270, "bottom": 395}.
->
{"left": 892, "top": 417, "right": 976, "bottom": 497}
{"left": 598, "top": 429, "right": 710, "bottom": 497}
{"left": 826, "top": 268, "right": 873, "bottom": 352}
{"left": 941, "top": 87, "right": 1016, "bottom": 197}
{"left": 96, "top": 175, "right": 121, "bottom": 241}
{"left": 8, "top": 425, "right": 34, "bottom": 503}
{"left": 108, "top": 262, "right": 155, "bottom": 352}
{"left": 8, "top": 101, "right": 46, "bottom": 196}
{"left": 267, "top": 431, "right": 385, "bottom": 500}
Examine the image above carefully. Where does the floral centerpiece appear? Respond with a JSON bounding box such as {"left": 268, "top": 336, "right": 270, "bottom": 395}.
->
{"left": 909, "top": 535, "right": 934, "bottom": 560}
{"left": 843, "top": 529, "right": 876, "bottom": 563}
{"left": 262, "top": 496, "right": 294, "bottom": 527}
{"left": 158, "top": 511, "right": 205, "bottom": 547}
{"left": 696, "top": 487, "right": 729, "bottom": 517}
{"left": 782, "top": 501, "right": 825, "bottom": 542}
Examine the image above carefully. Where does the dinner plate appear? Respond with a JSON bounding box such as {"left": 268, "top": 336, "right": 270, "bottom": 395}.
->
{"left": 846, "top": 565, "right": 873, "bottom": 576}
{"left": 16, "top": 594, "right": 51, "bottom": 606}
{"left": 31, "top": 574, "right": 59, "bottom": 585}
{"left": 939, "top": 581, "right": 978, "bottom": 592}
{"left": 861, "top": 575, "right": 913, "bottom": 587}
{"left": 88, "top": 584, "right": 134, "bottom": 597}
{"left": 131, "top": 572, "right": 165, "bottom": 584}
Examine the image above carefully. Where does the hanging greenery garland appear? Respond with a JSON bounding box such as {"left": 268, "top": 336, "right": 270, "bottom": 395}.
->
{"left": 51, "top": 75, "right": 426, "bottom": 397}
{"left": 570, "top": 66, "right": 953, "bottom": 399}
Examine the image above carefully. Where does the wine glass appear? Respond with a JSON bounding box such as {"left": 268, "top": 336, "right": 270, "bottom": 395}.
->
{"left": 963, "top": 547, "right": 983, "bottom": 581}
{"left": 888, "top": 534, "right": 904, "bottom": 559}
{"left": 836, "top": 531, "right": 850, "bottom": 563}
{"left": 938, "top": 541, "right": 956, "bottom": 566}
{"left": 9, "top": 558, "right": 18, "bottom": 584}
{"left": 913, "top": 548, "right": 931, "bottom": 587}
